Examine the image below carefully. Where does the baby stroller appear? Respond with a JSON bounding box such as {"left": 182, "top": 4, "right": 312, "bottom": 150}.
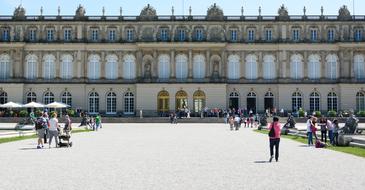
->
{"left": 58, "top": 126, "right": 73, "bottom": 148}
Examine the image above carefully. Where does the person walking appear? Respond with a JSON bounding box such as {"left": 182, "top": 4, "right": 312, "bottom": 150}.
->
{"left": 35, "top": 113, "right": 48, "bottom": 149}
{"left": 95, "top": 115, "right": 101, "bottom": 131}
{"left": 268, "top": 117, "right": 281, "bottom": 162}
{"left": 228, "top": 116, "right": 234, "bottom": 130}
{"left": 64, "top": 114, "right": 72, "bottom": 135}
{"left": 333, "top": 119, "right": 339, "bottom": 146}
{"left": 319, "top": 117, "right": 327, "bottom": 143}
{"left": 43, "top": 112, "right": 50, "bottom": 143}
{"left": 306, "top": 116, "right": 313, "bottom": 146}
{"left": 48, "top": 112, "right": 59, "bottom": 148}
{"left": 327, "top": 118, "right": 334, "bottom": 145}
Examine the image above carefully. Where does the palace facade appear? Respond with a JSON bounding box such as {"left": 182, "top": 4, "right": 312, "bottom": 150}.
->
{"left": 0, "top": 4, "right": 365, "bottom": 116}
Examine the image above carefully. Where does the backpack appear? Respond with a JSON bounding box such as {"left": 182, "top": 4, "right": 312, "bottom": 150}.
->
{"left": 268, "top": 123, "right": 275, "bottom": 138}
{"left": 35, "top": 118, "right": 46, "bottom": 130}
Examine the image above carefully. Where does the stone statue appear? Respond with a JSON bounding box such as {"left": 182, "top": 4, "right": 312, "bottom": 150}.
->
{"left": 140, "top": 4, "right": 157, "bottom": 21}
{"left": 340, "top": 114, "right": 359, "bottom": 134}
{"left": 144, "top": 61, "right": 152, "bottom": 79}
{"left": 338, "top": 5, "right": 351, "bottom": 21}
{"left": 75, "top": 4, "right": 86, "bottom": 19}
{"left": 277, "top": 4, "right": 289, "bottom": 20}
{"left": 211, "top": 60, "right": 220, "bottom": 79}
{"left": 207, "top": 3, "right": 224, "bottom": 21}
{"left": 13, "top": 5, "right": 26, "bottom": 19}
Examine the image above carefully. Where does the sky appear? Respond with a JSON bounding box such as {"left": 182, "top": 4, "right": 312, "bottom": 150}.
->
{"left": 0, "top": 0, "right": 361, "bottom": 16}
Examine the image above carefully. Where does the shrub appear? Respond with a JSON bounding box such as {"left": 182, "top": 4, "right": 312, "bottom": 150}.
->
{"left": 19, "top": 110, "right": 28, "bottom": 117}
{"left": 298, "top": 108, "right": 305, "bottom": 117}
{"left": 66, "top": 109, "right": 76, "bottom": 117}
{"left": 327, "top": 110, "right": 337, "bottom": 117}
{"left": 314, "top": 111, "right": 322, "bottom": 117}
{"left": 357, "top": 111, "right": 365, "bottom": 117}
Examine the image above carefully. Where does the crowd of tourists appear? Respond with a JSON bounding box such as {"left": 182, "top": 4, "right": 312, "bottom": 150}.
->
{"left": 306, "top": 116, "right": 341, "bottom": 147}
{"left": 79, "top": 112, "right": 103, "bottom": 131}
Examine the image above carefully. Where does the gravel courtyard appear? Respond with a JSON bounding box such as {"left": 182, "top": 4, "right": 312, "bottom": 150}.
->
{"left": 1, "top": 123, "right": 364, "bottom": 190}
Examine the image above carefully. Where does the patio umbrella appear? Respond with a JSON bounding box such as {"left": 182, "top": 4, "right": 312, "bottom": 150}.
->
{"left": 0, "top": 101, "right": 23, "bottom": 108}
{"left": 23, "top": 102, "right": 45, "bottom": 108}
{"left": 46, "top": 102, "right": 70, "bottom": 117}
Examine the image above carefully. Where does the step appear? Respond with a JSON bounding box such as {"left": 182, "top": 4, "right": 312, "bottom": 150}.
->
{"left": 349, "top": 142, "right": 365, "bottom": 149}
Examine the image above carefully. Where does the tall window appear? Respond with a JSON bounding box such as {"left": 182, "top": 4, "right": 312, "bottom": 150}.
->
{"left": 105, "top": 55, "right": 118, "bottom": 79}
{"left": 123, "top": 55, "right": 136, "bottom": 79}
{"left": 175, "top": 54, "right": 188, "bottom": 79}
{"left": 354, "top": 54, "right": 365, "bottom": 79}
{"left": 245, "top": 54, "right": 257, "bottom": 80}
{"left": 326, "top": 54, "right": 338, "bottom": 79}
{"left": 0, "top": 91, "right": 8, "bottom": 104}
{"left": 64, "top": 28, "right": 72, "bottom": 41}
{"left": 354, "top": 28, "right": 362, "bottom": 42}
{"left": 61, "top": 91, "right": 72, "bottom": 107}
{"left": 29, "top": 29, "right": 36, "bottom": 41}
{"left": 265, "top": 28, "right": 272, "bottom": 41}
{"left": 0, "top": 54, "right": 10, "bottom": 79}
{"left": 248, "top": 29, "right": 255, "bottom": 42}
{"left": 230, "top": 29, "right": 237, "bottom": 42}
{"left": 106, "top": 92, "right": 117, "bottom": 114}
{"left": 327, "top": 92, "right": 337, "bottom": 111}
{"left": 356, "top": 91, "right": 365, "bottom": 111}
{"left": 108, "top": 29, "right": 116, "bottom": 42}
{"left": 193, "top": 90, "right": 206, "bottom": 113}
{"left": 61, "top": 54, "right": 73, "bottom": 79}
{"left": 160, "top": 28, "right": 168, "bottom": 41}
{"left": 227, "top": 55, "right": 240, "bottom": 80}
{"left": 89, "top": 92, "right": 99, "bottom": 114}
{"left": 292, "top": 28, "right": 300, "bottom": 41}
{"left": 91, "top": 29, "right": 99, "bottom": 41}
{"left": 290, "top": 54, "right": 303, "bottom": 79}
{"left": 263, "top": 55, "right": 276, "bottom": 79}
{"left": 193, "top": 55, "right": 205, "bottom": 79}
{"left": 327, "top": 29, "right": 335, "bottom": 42}
{"left": 178, "top": 28, "right": 186, "bottom": 41}
{"left": 26, "top": 54, "right": 38, "bottom": 79}
{"left": 46, "top": 29, "right": 54, "bottom": 41}
{"left": 158, "top": 54, "right": 170, "bottom": 79}
{"left": 292, "top": 91, "right": 302, "bottom": 112}
{"left": 195, "top": 28, "right": 203, "bottom": 41}
{"left": 26, "top": 92, "right": 36, "bottom": 103}
{"left": 126, "top": 29, "right": 134, "bottom": 41}
{"left": 124, "top": 92, "right": 135, "bottom": 114}
{"left": 43, "top": 55, "right": 56, "bottom": 79}
{"left": 2, "top": 28, "right": 10, "bottom": 41}
{"left": 88, "top": 54, "right": 100, "bottom": 79}
{"left": 308, "top": 54, "right": 321, "bottom": 79}
{"left": 43, "top": 91, "right": 54, "bottom": 104}
{"left": 310, "top": 28, "right": 318, "bottom": 42}
{"left": 157, "top": 90, "right": 169, "bottom": 113}
{"left": 309, "top": 92, "right": 320, "bottom": 113}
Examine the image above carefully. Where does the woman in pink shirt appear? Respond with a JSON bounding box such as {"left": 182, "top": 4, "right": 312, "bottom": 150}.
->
{"left": 268, "top": 117, "right": 281, "bottom": 162}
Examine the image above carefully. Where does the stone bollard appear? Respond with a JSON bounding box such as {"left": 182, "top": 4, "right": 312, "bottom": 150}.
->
{"left": 337, "top": 134, "right": 352, "bottom": 146}
{"left": 139, "top": 109, "right": 143, "bottom": 118}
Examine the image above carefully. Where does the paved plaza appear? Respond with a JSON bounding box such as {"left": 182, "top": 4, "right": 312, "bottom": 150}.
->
{"left": 0, "top": 123, "right": 365, "bottom": 190}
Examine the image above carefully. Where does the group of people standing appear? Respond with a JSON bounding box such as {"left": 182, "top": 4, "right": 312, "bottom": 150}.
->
{"left": 79, "top": 113, "right": 102, "bottom": 131}
{"left": 227, "top": 114, "right": 260, "bottom": 130}
{"left": 306, "top": 116, "right": 340, "bottom": 147}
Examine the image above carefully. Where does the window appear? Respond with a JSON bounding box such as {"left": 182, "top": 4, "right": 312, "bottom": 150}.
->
{"left": 308, "top": 54, "right": 321, "bottom": 79}
{"left": 193, "top": 55, "right": 205, "bottom": 79}
{"left": 43, "top": 91, "right": 54, "bottom": 104}
{"left": 123, "top": 55, "right": 136, "bottom": 79}
{"left": 26, "top": 54, "right": 38, "bottom": 79}
{"left": 245, "top": 54, "right": 257, "bottom": 80}
{"left": 195, "top": 28, "right": 203, "bottom": 41}
{"left": 354, "top": 29, "right": 362, "bottom": 42}
{"left": 126, "top": 29, "right": 134, "bottom": 41}
{"left": 160, "top": 28, "right": 168, "bottom": 41}
{"left": 2, "top": 28, "right": 10, "bottom": 41}
{"left": 290, "top": 55, "right": 303, "bottom": 79}
{"left": 61, "top": 54, "right": 73, "bottom": 79}
{"left": 158, "top": 54, "right": 170, "bottom": 79}
{"left": 108, "top": 29, "right": 116, "bottom": 42}
{"left": 265, "top": 28, "right": 272, "bottom": 41}
{"left": 105, "top": 55, "right": 118, "bottom": 79}
{"left": 292, "top": 29, "right": 300, "bottom": 41}
{"left": 47, "top": 29, "right": 54, "bottom": 41}
{"left": 64, "top": 28, "right": 72, "bottom": 41}
{"left": 310, "top": 28, "right": 317, "bottom": 42}
{"left": 248, "top": 29, "right": 255, "bottom": 42}
{"left": 0, "top": 91, "right": 8, "bottom": 104}
{"left": 29, "top": 29, "right": 36, "bottom": 41}
{"left": 43, "top": 55, "right": 55, "bottom": 79}
{"left": 230, "top": 29, "right": 237, "bottom": 42}
{"left": 26, "top": 92, "right": 36, "bottom": 103}
{"left": 0, "top": 54, "right": 10, "bottom": 79}
{"left": 91, "top": 29, "right": 99, "bottom": 41}
{"left": 157, "top": 90, "right": 169, "bottom": 113}
{"left": 106, "top": 92, "right": 117, "bottom": 114}
{"left": 193, "top": 90, "right": 206, "bottom": 113}
{"left": 178, "top": 28, "right": 185, "bottom": 42}
{"left": 227, "top": 55, "right": 240, "bottom": 80}
{"left": 309, "top": 92, "right": 320, "bottom": 113}
{"left": 327, "top": 29, "right": 335, "bottom": 42}
{"left": 326, "top": 54, "right": 337, "bottom": 79}
{"left": 263, "top": 55, "right": 276, "bottom": 79}
{"left": 354, "top": 55, "right": 365, "bottom": 79}
{"left": 356, "top": 91, "right": 365, "bottom": 111}
{"left": 175, "top": 54, "right": 188, "bottom": 79}
{"left": 124, "top": 92, "right": 135, "bottom": 114}
{"left": 88, "top": 55, "right": 100, "bottom": 79}
{"left": 327, "top": 92, "right": 337, "bottom": 111}
{"left": 89, "top": 92, "right": 99, "bottom": 114}
{"left": 61, "top": 91, "right": 72, "bottom": 107}
{"left": 292, "top": 91, "right": 302, "bottom": 112}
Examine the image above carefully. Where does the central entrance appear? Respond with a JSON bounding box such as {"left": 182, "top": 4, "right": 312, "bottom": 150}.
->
{"left": 247, "top": 92, "right": 256, "bottom": 113}
{"left": 229, "top": 92, "right": 239, "bottom": 110}
{"left": 264, "top": 92, "right": 274, "bottom": 111}
{"left": 175, "top": 90, "right": 188, "bottom": 110}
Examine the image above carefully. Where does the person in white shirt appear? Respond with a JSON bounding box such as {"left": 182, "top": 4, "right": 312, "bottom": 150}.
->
{"left": 48, "top": 112, "right": 59, "bottom": 148}
{"left": 306, "top": 116, "right": 313, "bottom": 146}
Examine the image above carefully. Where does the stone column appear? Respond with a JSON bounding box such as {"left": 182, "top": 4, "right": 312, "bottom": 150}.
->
{"left": 153, "top": 50, "right": 158, "bottom": 78}
{"left": 258, "top": 52, "right": 263, "bottom": 79}
{"left": 136, "top": 50, "right": 143, "bottom": 78}
{"left": 170, "top": 50, "right": 175, "bottom": 78}
{"left": 206, "top": 50, "right": 210, "bottom": 78}
{"left": 221, "top": 50, "right": 227, "bottom": 78}
{"left": 321, "top": 51, "right": 326, "bottom": 79}
{"left": 241, "top": 51, "right": 245, "bottom": 79}
{"left": 56, "top": 52, "right": 60, "bottom": 78}
{"left": 303, "top": 51, "right": 308, "bottom": 78}
{"left": 118, "top": 52, "right": 124, "bottom": 79}
{"left": 100, "top": 52, "right": 105, "bottom": 79}
{"left": 285, "top": 51, "right": 290, "bottom": 78}
{"left": 38, "top": 51, "right": 43, "bottom": 79}
{"left": 188, "top": 49, "right": 193, "bottom": 78}
{"left": 276, "top": 51, "right": 280, "bottom": 79}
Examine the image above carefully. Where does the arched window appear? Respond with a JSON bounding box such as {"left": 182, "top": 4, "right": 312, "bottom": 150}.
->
{"left": 308, "top": 54, "right": 321, "bottom": 79}
{"left": 105, "top": 54, "right": 118, "bottom": 79}
{"left": 61, "top": 54, "right": 73, "bottom": 79}
{"left": 124, "top": 92, "right": 135, "bottom": 114}
{"left": 175, "top": 90, "right": 188, "bottom": 110}
{"left": 175, "top": 54, "right": 188, "bottom": 79}
{"left": 43, "top": 54, "right": 56, "bottom": 79}
{"left": 309, "top": 92, "right": 320, "bottom": 113}
{"left": 0, "top": 54, "right": 10, "bottom": 79}
{"left": 88, "top": 54, "right": 100, "bottom": 79}
{"left": 89, "top": 92, "right": 99, "bottom": 114}
{"left": 290, "top": 54, "right": 303, "bottom": 79}
{"left": 229, "top": 91, "right": 239, "bottom": 110}
{"left": 193, "top": 90, "right": 206, "bottom": 112}
{"left": 193, "top": 54, "right": 206, "bottom": 79}
{"left": 326, "top": 54, "right": 338, "bottom": 79}
{"left": 158, "top": 54, "right": 170, "bottom": 79}
{"left": 356, "top": 91, "right": 365, "bottom": 111}
{"left": 26, "top": 54, "right": 38, "bottom": 79}
{"left": 227, "top": 55, "right": 240, "bottom": 80}
{"left": 263, "top": 55, "right": 276, "bottom": 80}
{"left": 354, "top": 54, "right": 365, "bottom": 79}
{"left": 327, "top": 92, "right": 337, "bottom": 111}
{"left": 245, "top": 54, "right": 257, "bottom": 80}
{"left": 106, "top": 92, "right": 117, "bottom": 114}
{"left": 157, "top": 90, "right": 169, "bottom": 113}
{"left": 61, "top": 91, "right": 72, "bottom": 107}
{"left": 292, "top": 91, "right": 302, "bottom": 112}
{"left": 26, "top": 92, "right": 37, "bottom": 103}
{"left": 0, "top": 91, "right": 8, "bottom": 104}
{"left": 123, "top": 55, "right": 136, "bottom": 79}
{"left": 43, "top": 91, "right": 54, "bottom": 104}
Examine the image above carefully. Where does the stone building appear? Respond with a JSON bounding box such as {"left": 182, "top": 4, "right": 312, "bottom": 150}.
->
{"left": 0, "top": 4, "right": 365, "bottom": 116}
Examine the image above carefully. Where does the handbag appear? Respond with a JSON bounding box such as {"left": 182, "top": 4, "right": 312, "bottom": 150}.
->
{"left": 268, "top": 123, "right": 275, "bottom": 137}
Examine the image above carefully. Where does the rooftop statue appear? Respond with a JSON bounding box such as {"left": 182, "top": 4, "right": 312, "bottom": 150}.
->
{"left": 277, "top": 4, "right": 289, "bottom": 20}
{"left": 13, "top": 5, "right": 26, "bottom": 19}
{"left": 140, "top": 4, "right": 157, "bottom": 20}
{"left": 207, "top": 3, "right": 224, "bottom": 21}
{"left": 75, "top": 4, "right": 86, "bottom": 18}
{"left": 338, "top": 5, "right": 351, "bottom": 20}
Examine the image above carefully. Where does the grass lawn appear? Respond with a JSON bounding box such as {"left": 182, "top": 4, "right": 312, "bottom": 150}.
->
{"left": 254, "top": 129, "right": 365, "bottom": 158}
{"left": 0, "top": 128, "right": 93, "bottom": 144}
